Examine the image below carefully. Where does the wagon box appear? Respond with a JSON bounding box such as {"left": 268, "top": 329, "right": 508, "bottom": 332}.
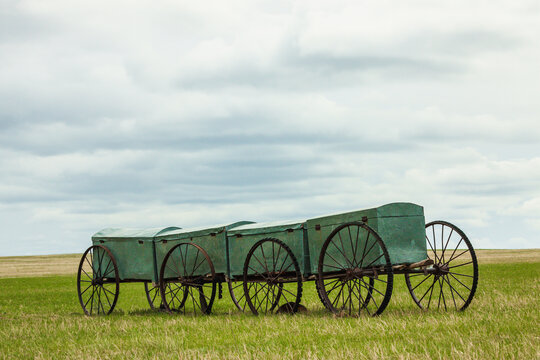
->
{"left": 306, "top": 202, "right": 427, "bottom": 273}
{"left": 154, "top": 221, "right": 253, "bottom": 278}
{"left": 227, "top": 219, "right": 308, "bottom": 278}
{"left": 91, "top": 226, "right": 180, "bottom": 282}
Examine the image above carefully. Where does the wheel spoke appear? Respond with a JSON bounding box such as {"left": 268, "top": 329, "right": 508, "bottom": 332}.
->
{"left": 100, "top": 285, "right": 113, "bottom": 309}
{"left": 418, "top": 277, "right": 437, "bottom": 303}
{"left": 437, "top": 278, "right": 443, "bottom": 310}
{"left": 432, "top": 225, "right": 437, "bottom": 263}
{"left": 449, "top": 260, "right": 474, "bottom": 269}
{"left": 354, "top": 280, "right": 371, "bottom": 315}
{"left": 251, "top": 252, "right": 270, "bottom": 274}
{"left": 337, "top": 231, "right": 353, "bottom": 268}
{"left": 259, "top": 244, "right": 270, "bottom": 273}
{"left": 445, "top": 275, "right": 467, "bottom": 302}
{"left": 191, "top": 257, "right": 207, "bottom": 276}
{"left": 425, "top": 235, "right": 438, "bottom": 263}
{"left": 411, "top": 274, "right": 432, "bottom": 291}
{"left": 324, "top": 251, "right": 347, "bottom": 270}
{"left": 449, "top": 273, "right": 472, "bottom": 291}
{"left": 191, "top": 250, "right": 200, "bottom": 277}
{"left": 445, "top": 249, "right": 470, "bottom": 265}
{"left": 352, "top": 225, "right": 361, "bottom": 267}
{"left": 448, "top": 271, "right": 474, "bottom": 278}
{"left": 358, "top": 277, "right": 385, "bottom": 297}
{"left": 347, "top": 226, "right": 358, "bottom": 268}
{"left": 80, "top": 283, "right": 93, "bottom": 296}
{"left": 362, "top": 253, "right": 385, "bottom": 269}
{"left": 360, "top": 235, "right": 379, "bottom": 269}
{"left": 442, "top": 275, "right": 458, "bottom": 309}
{"left": 325, "top": 279, "right": 345, "bottom": 296}
{"left": 359, "top": 278, "right": 380, "bottom": 310}
{"left": 441, "top": 228, "right": 454, "bottom": 264}
{"left": 81, "top": 267, "right": 93, "bottom": 281}
{"left": 445, "top": 238, "right": 464, "bottom": 264}
{"left": 331, "top": 283, "right": 346, "bottom": 308}
{"left": 426, "top": 277, "right": 437, "bottom": 308}
{"left": 101, "top": 259, "right": 113, "bottom": 278}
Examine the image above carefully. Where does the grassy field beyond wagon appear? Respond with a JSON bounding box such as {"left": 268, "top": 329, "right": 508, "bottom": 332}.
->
{"left": 0, "top": 250, "right": 539, "bottom": 359}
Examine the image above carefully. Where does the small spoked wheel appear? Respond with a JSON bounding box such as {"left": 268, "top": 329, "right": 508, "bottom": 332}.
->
{"left": 227, "top": 278, "right": 248, "bottom": 312}
{"left": 77, "top": 245, "right": 120, "bottom": 316}
{"left": 243, "top": 238, "right": 302, "bottom": 315}
{"left": 405, "top": 221, "right": 478, "bottom": 311}
{"left": 159, "top": 243, "right": 217, "bottom": 315}
{"left": 317, "top": 222, "right": 393, "bottom": 316}
{"left": 144, "top": 282, "right": 163, "bottom": 310}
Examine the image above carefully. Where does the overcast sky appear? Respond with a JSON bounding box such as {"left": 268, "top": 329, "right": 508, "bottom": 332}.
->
{"left": 1, "top": 1, "right": 539, "bottom": 256}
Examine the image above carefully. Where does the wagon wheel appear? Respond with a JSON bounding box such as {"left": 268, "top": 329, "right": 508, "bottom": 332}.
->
{"left": 317, "top": 222, "right": 393, "bottom": 316}
{"left": 144, "top": 282, "right": 164, "bottom": 310}
{"left": 315, "top": 274, "right": 374, "bottom": 309}
{"left": 405, "top": 221, "right": 478, "bottom": 311}
{"left": 227, "top": 278, "right": 248, "bottom": 311}
{"left": 228, "top": 277, "right": 284, "bottom": 312}
{"left": 243, "top": 238, "right": 302, "bottom": 315}
{"left": 77, "top": 245, "right": 120, "bottom": 316}
{"left": 159, "top": 243, "right": 217, "bottom": 315}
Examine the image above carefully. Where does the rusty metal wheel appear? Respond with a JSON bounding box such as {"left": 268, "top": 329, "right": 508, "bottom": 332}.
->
{"left": 77, "top": 245, "right": 119, "bottom": 316}
{"left": 159, "top": 243, "right": 216, "bottom": 315}
{"left": 243, "top": 238, "right": 302, "bottom": 315}
{"left": 405, "top": 221, "right": 478, "bottom": 311}
{"left": 144, "top": 282, "right": 163, "bottom": 310}
{"left": 317, "top": 222, "right": 393, "bottom": 316}
{"left": 227, "top": 279, "right": 248, "bottom": 311}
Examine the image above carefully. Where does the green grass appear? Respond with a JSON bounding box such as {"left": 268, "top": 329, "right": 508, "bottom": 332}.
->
{"left": 0, "top": 258, "right": 539, "bottom": 359}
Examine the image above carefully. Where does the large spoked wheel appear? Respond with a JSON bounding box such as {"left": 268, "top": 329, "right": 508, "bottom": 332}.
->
{"left": 243, "top": 238, "right": 302, "bottom": 315}
{"left": 144, "top": 282, "right": 163, "bottom": 310}
{"left": 227, "top": 278, "right": 248, "bottom": 312}
{"left": 405, "top": 221, "right": 478, "bottom": 311}
{"left": 317, "top": 222, "right": 393, "bottom": 316}
{"left": 159, "top": 243, "right": 217, "bottom": 315}
{"left": 77, "top": 245, "right": 120, "bottom": 316}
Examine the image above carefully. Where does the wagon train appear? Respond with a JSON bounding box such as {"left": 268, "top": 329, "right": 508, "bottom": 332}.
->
{"left": 77, "top": 202, "right": 479, "bottom": 316}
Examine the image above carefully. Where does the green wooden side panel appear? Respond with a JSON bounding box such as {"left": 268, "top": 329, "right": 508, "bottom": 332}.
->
{"left": 306, "top": 202, "right": 427, "bottom": 274}
{"left": 91, "top": 227, "right": 180, "bottom": 281}
{"left": 154, "top": 221, "right": 253, "bottom": 279}
{"left": 227, "top": 220, "right": 308, "bottom": 278}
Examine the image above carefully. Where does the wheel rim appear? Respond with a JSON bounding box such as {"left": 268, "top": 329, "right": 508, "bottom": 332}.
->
{"left": 228, "top": 279, "right": 248, "bottom": 312}
{"left": 159, "top": 243, "right": 216, "bottom": 315}
{"left": 77, "top": 245, "right": 119, "bottom": 316}
{"left": 243, "top": 238, "right": 302, "bottom": 315}
{"left": 317, "top": 222, "right": 393, "bottom": 316}
{"left": 405, "top": 221, "right": 478, "bottom": 311}
{"left": 144, "top": 282, "right": 163, "bottom": 310}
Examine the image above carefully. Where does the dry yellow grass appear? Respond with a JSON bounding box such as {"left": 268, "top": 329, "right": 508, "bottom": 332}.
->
{"left": 0, "top": 253, "right": 80, "bottom": 278}
{"left": 474, "top": 248, "right": 540, "bottom": 263}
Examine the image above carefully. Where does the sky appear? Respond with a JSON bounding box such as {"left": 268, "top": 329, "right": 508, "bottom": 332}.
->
{"left": 1, "top": 0, "right": 539, "bottom": 256}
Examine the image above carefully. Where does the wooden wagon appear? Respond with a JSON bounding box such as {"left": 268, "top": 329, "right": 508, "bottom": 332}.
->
{"left": 77, "top": 202, "right": 479, "bottom": 316}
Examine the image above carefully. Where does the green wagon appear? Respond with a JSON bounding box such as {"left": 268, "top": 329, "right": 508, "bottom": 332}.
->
{"left": 77, "top": 202, "right": 479, "bottom": 316}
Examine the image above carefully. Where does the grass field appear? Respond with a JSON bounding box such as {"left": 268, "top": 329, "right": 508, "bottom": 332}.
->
{"left": 0, "top": 250, "right": 539, "bottom": 359}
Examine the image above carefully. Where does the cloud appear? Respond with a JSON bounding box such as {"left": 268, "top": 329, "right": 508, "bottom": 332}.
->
{"left": 0, "top": 1, "right": 539, "bottom": 255}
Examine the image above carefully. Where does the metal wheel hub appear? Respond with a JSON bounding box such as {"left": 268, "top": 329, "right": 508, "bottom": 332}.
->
{"left": 432, "top": 263, "right": 449, "bottom": 275}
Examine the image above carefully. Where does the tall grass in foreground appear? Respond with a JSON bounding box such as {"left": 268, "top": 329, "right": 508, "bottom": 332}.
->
{"left": 0, "top": 260, "right": 538, "bottom": 359}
